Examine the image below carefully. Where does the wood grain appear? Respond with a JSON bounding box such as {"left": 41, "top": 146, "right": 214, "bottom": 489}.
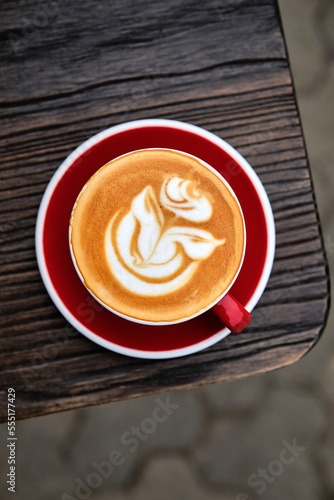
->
{"left": 0, "top": 0, "right": 330, "bottom": 422}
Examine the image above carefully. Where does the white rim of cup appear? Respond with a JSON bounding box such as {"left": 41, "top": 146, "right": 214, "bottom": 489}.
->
{"left": 68, "top": 147, "right": 247, "bottom": 325}
{"left": 35, "top": 119, "right": 276, "bottom": 359}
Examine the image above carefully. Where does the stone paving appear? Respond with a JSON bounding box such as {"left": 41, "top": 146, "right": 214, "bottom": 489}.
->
{"left": 1, "top": 0, "right": 334, "bottom": 498}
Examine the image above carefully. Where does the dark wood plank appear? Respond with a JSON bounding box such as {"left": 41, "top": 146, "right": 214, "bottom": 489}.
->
{"left": 0, "top": 0, "right": 330, "bottom": 422}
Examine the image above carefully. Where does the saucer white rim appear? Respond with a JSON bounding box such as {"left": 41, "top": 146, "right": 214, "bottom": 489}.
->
{"left": 35, "top": 118, "right": 275, "bottom": 359}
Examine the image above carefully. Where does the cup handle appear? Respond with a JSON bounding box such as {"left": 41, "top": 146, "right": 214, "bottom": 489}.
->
{"left": 213, "top": 293, "right": 251, "bottom": 333}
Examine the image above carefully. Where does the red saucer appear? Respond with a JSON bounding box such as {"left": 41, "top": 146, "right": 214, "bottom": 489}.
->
{"left": 36, "top": 119, "right": 275, "bottom": 358}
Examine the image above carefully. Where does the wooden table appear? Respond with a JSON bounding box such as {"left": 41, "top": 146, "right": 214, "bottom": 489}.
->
{"left": 0, "top": 0, "right": 330, "bottom": 423}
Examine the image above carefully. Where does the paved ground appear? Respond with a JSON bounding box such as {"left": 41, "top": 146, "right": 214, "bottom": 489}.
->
{"left": 1, "top": 0, "right": 334, "bottom": 498}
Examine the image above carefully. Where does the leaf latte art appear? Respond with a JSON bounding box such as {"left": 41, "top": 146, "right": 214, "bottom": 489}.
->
{"left": 105, "top": 177, "right": 226, "bottom": 296}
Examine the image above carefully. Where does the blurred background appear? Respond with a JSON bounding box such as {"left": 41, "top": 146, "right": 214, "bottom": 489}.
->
{"left": 1, "top": 0, "right": 333, "bottom": 498}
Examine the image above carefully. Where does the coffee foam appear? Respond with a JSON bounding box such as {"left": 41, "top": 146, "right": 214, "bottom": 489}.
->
{"left": 70, "top": 149, "right": 245, "bottom": 323}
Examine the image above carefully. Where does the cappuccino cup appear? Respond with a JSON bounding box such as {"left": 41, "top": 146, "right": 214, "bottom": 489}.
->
{"left": 69, "top": 148, "right": 251, "bottom": 332}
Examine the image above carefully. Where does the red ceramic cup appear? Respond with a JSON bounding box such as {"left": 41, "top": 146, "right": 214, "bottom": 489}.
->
{"left": 68, "top": 148, "right": 249, "bottom": 332}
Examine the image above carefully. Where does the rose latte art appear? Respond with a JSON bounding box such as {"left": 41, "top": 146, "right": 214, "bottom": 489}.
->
{"left": 70, "top": 149, "right": 245, "bottom": 324}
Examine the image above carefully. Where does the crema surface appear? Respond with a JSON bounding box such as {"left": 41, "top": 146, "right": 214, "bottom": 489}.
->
{"left": 70, "top": 149, "right": 245, "bottom": 323}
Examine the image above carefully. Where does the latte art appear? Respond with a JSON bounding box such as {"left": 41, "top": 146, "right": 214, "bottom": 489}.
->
{"left": 105, "top": 177, "right": 226, "bottom": 296}
{"left": 69, "top": 149, "right": 245, "bottom": 324}
{"left": 160, "top": 177, "right": 212, "bottom": 221}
